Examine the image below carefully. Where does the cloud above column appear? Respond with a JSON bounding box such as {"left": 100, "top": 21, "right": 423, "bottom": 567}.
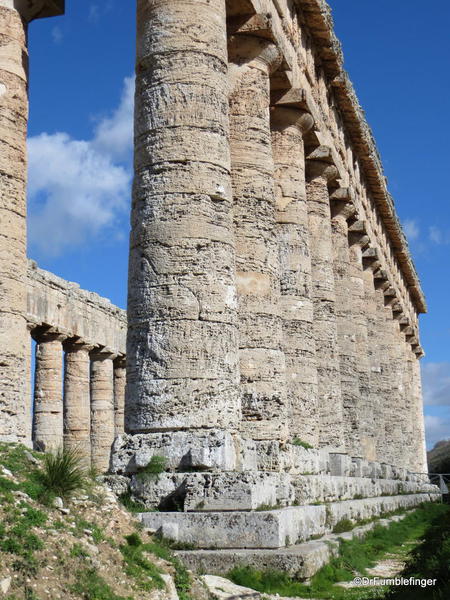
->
{"left": 27, "top": 76, "right": 134, "bottom": 257}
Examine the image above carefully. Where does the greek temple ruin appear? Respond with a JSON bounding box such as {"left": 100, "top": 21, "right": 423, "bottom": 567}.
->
{"left": 0, "top": 0, "right": 440, "bottom": 578}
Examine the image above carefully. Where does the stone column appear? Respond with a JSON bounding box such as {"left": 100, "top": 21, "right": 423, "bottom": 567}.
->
{"left": 90, "top": 349, "right": 115, "bottom": 473}
{"left": 361, "top": 260, "right": 387, "bottom": 462}
{"left": 270, "top": 106, "right": 318, "bottom": 446}
{"left": 113, "top": 356, "right": 126, "bottom": 436}
{"left": 372, "top": 274, "right": 399, "bottom": 465}
{"left": 128, "top": 0, "right": 240, "bottom": 434}
{"left": 0, "top": 0, "right": 63, "bottom": 443}
{"left": 330, "top": 194, "right": 365, "bottom": 458}
{"left": 63, "top": 341, "right": 92, "bottom": 465}
{"left": 412, "top": 353, "right": 427, "bottom": 473}
{"left": 305, "top": 159, "right": 344, "bottom": 450}
{"left": 347, "top": 222, "right": 376, "bottom": 460}
{"left": 228, "top": 35, "right": 287, "bottom": 442}
{"left": 32, "top": 331, "right": 65, "bottom": 451}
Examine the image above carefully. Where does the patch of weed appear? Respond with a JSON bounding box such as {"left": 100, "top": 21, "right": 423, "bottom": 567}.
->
{"left": 292, "top": 438, "right": 314, "bottom": 450}
{"left": 70, "top": 568, "right": 132, "bottom": 600}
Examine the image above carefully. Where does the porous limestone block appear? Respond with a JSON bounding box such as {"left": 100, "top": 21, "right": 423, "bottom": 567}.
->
{"left": 329, "top": 453, "right": 352, "bottom": 476}
{"left": 139, "top": 505, "right": 327, "bottom": 549}
{"left": 255, "top": 441, "right": 329, "bottom": 474}
{"left": 110, "top": 430, "right": 237, "bottom": 474}
{"left": 139, "top": 493, "right": 438, "bottom": 550}
{"left": 129, "top": 472, "right": 294, "bottom": 512}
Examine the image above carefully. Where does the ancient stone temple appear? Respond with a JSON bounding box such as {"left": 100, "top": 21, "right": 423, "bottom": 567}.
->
{"left": 0, "top": 0, "right": 440, "bottom": 579}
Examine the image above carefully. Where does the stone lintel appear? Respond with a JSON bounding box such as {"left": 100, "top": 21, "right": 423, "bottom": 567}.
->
{"left": 374, "top": 269, "right": 389, "bottom": 281}
{"left": 227, "top": 12, "right": 275, "bottom": 42}
{"left": 31, "top": 325, "right": 68, "bottom": 343}
{"left": 11, "top": 0, "right": 65, "bottom": 22}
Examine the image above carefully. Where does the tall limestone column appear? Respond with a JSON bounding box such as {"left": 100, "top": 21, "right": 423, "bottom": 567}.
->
{"left": 128, "top": 0, "right": 240, "bottom": 434}
{"left": 228, "top": 35, "right": 288, "bottom": 442}
{"left": 361, "top": 259, "right": 387, "bottom": 462}
{"left": 270, "top": 106, "right": 318, "bottom": 445}
{"left": 113, "top": 356, "right": 126, "bottom": 436}
{"left": 412, "top": 353, "right": 427, "bottom": 473}
{"left": 347, "top": 222, "right": 376, "bottom": 460}
{"left": 330, "top": 193, "right": 364, "bottom": 458}
{"left": 90, "top": 349, "right": 115, "bottom": 473}
{"left": 32, "top": 331, "right": 65, "bottom": 451}
{"left": 305, "top": 159, "right": 344, "bottom": 450}
{"left": 0, "top": 0, "right": 64, "bottom": 443}
{"left": 63, "top": 341, "right": 92, "bottom": 465}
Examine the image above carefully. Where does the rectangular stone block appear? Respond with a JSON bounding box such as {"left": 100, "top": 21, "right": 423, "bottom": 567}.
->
{"left": 110, "top": 430, "right": 237, "bottom": 474}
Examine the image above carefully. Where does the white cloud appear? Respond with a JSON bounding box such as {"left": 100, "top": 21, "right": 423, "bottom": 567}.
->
{"left": 425, "top": 414, "right": 450, "bottom": 449}
{"left": 403, "top": 219, "right": 419, "bottom": 241}
{"left": 93, "top": 76, "right": 134, "bottom": 162}
{"left": 429, "top": 226, "right": 443, "bottom": 244}
{"left": 51, "top": 26, "right": 63, "bottom": 44}
{"left": 422, "top": 362, "right": 450, "bottom": 407}
{"left": 88, "top": 4, "right": 100, "bottom": 23}
{"left": 27, "top": 76, "right": 134, "bottom": 257}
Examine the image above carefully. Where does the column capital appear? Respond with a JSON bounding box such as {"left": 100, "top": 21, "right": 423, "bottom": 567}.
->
{"left": 3, "top": 0, "right": 64, "bottom": 22}
{"left": 330, "top": 191, "right": 357, "bottom": 220}
{"left": 228, "top": 34, "right": 282, "bottom": 74}
{"left": 113, "top": 355, "right": 126, "bottom": 369}
{"left": 270, "top": 106, "right": 314, "bottom": 134}
{"left": 305, "top": 159, "right": 339, "bottom": 184}
{"left": 348, "top": 220, "right": 369, "bottom": 248}
{"left": 90, "top": 346, "right": 117, "bottom": 361}
{"left": 63, "top": 338, "right": 95, "bottom": 353}
{"left": 32, "top": 328, "right": 67, "bottom": 344}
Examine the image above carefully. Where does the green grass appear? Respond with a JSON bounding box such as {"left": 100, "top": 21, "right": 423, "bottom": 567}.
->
{"left": 118, "top": 491, "right": 148, "bottom": 513}
{"left": 70, "top": 568, "right": 132, "bottom": 600}
{"left": 137, "top": 455, "right": 167, "bottom": 479}
{"left": 333, "top": 518, "right": 355, "bottom": 534}
{"left": 36, "top": 447, "right": 87, "bottom": 501}
{"left": 229, "top": 503, "right": 449, "bottom": 600}
{"left": 292, "top": 438, "right": 314, "bottom": 450}
{"left": 123, "top": 533, "right": 192, "bottom": 600}
{"left": 385, "top": 505, "right": 450, "bottom": 599}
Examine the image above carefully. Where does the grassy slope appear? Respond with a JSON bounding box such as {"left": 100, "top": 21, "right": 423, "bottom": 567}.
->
{"left": 0, "top": 443, "right": 203, "bottom": 600}
{"left": 229, "top": 503, "right": 449, "bottom": 600}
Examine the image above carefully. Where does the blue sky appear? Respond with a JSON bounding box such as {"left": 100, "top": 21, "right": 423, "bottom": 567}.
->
{"left": 26, "top": 1, "right": 450, "bottom": 450}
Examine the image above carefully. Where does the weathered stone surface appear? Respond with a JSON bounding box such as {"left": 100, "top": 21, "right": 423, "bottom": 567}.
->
{"left": 90, "top": 350, "right": 115, "bottom": 473}
{"left": 201, "top": 575, "right": 261, "bottom": 600}
{"left": 127, "top": 0, "right": 240, "bottom": 434}
{"left": 32, "top": 331, "right": 65, "bottom": 451}
{"left": 177, "top": 514, "right": 410, "bottom": 578}
{"left": 129, "top": 471, "right": 294, "bottom": 512}
{"left": 63, "top": 341, "right": 92, "bottom": 464}
{"left": 140, "top": 494, "right": 438, "bottom": 549}
{"left": 110, "top": 430, "right": 237, "bottom": 474}
{"left": 0, "top": 3, "right": 30, "bottom": 444}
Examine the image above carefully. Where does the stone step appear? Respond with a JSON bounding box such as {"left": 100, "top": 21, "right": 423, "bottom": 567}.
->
{"left": 176, "top": 514, "right": 409, "bottom": 579}
{"left": 139, "top": 492, "right": 438, "bottom": 549}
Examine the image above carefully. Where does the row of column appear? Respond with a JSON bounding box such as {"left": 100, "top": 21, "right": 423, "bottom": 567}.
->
{"left": 128, "top": 0, "right": 426, "bottom": 471}
{"left": 32, "top": 331, "right": 125, "bottom": 472}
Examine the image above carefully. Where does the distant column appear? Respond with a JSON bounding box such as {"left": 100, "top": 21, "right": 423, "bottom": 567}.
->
{"left": 270, "top": 105, "right": 318, "bottom": 446}
{"left": 361, "top": 260, "right": 386, "bottom": 462}
{"left": 113, "top": 356, "right": 126, "bottom": 436}
{"left": 90, "top": 349, "right": 115, "bottom": 473}
{"left": 128, "top": 0, "right": 240, "bottom": 434}
{"left": 63, "top": 341, "right": 92, "bottom": 465}
{"left": 347, "top": 222, "right": 376, "bottom": 460}
{"left": 33, "top": 331, "right": 65, "bottom": 451}
{"left": 330, "top": 193, "right": 364, "bottom": 458}
{"left": 228, "top": 34, "right": 287, "bottom": 441}
{"left": 411, "top": 353, "right": 427, "bottom": 473}
{"left": 306, "top": 159, "right": 344, "bottom": 450}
